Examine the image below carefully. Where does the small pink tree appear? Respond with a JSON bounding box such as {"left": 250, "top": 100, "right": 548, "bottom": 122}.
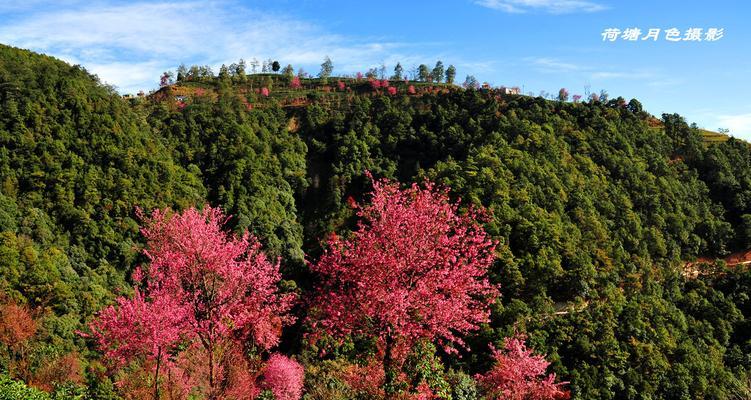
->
{"left": 261, "top": 87, "right": 270, "bottom": 97}
{"left": 381, "top": 79, "right": 390, "bottom": 88}
{"left": 141, "top": 206, "right": 295, "bottom": 391}
{"left": 572, "top": 94, "right": 582, "bottom": 103}
{"left": 311, "top": 174, "right": 499, "bottom": 397}
{"left": 290, "top": 76, "right": 302, "bottom": 89}
{"left": 408, "top": 85, "right": 416, "bottom": 94}
{"left": 356, "top": 72, "right": 363, "bottom": 80}
{"left": 89, "top": 206, "right": 295, "bottom": 398}
{"left": 476, "top": 334, "right": 568, "bottom": 400}
{"left": 261, "top": 354, "right": 304, "bottom": 400}
{"left": 370, "top": 78, "right": 382, "bottom": 90}
{"left": 387, "top": 86, "right": 397, "bottom": 96}
{"left": 88, "top": 283, "right": 185, "bottom": 399}
{"left": 338, "top": 80, "right": 346, "bottom": 91}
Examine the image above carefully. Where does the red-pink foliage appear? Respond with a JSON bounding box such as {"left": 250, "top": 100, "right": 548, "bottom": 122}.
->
{"left": 221, "top": 344, "right": 262, "bottom": 400}
{"left": 356, "top": 72, "right": 363, "bottom": 80}
{"left": 88, "top": 286, "right": 185, "bottom": 369}
{"left": 261, "top": 87, "right": 270, "bottom": 97}
{"left": 408, "top": 85, "right": 416, "bottom": 94}
{"left": 31, "top": 353, "right": 84, "bottom": 392}
{"left": 0, "top": 301, "right": 36, "bottom": 347}
{"left": 311, "top": 174, "right": 499, "bottom": 353}
{"left": 89, "top": 206, "right": 295, "bottom": 394}
{"left": 387, "top": 86, "right": 397, "bottom": 96}
{"left": 413, "top": 381, "right": 434, "bottom": 400}
{"left": 141, "top": 206, "right": 294, "bottom": 351}
{"left": 572, "top": 94, "right": 582, "bottom": 103}
{"left": 369, "top": 78, "right": 381, "bottom": 90}
{"left": 338, "top": 81, "right": 346, "bottom": 90}
{"left": 343, "top": 359, "right": 385, "bottom": 397}
{"left": 290, "top": 76, "right": 302, "bottom": 89}
{"left": 261, "top": 354, "right": 304, "bottom": 400}
{"left": 381, "top": 79, "right": 390, "bottom": 88}
{"left": 476, "top": 334, "right": 568, "bottom": 400}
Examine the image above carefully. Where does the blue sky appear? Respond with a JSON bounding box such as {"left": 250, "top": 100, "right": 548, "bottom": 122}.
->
{"left": 1, "top": 0, "right": 749, "bottom": 138}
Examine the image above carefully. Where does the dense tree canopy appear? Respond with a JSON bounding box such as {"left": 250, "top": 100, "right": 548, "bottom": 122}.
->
{"left": 2, "top": 44, "right": 751, "bottom": 399}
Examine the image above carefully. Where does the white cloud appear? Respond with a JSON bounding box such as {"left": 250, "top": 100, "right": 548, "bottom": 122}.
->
{"left": 474, "top": 0, "right": 607, "bottom": 14}
{"left": 527, "top": 57, "right": 582, "bottom": 72}
{"left": 0, "top": 1, "right": 452, "bottom": 93}
{"left": 716, "top": 112, "right": 751, "bottom": 138}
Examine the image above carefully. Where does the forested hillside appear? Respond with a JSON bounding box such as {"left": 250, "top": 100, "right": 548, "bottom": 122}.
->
{"left": 2, "top": 44, "right": 751, "bottom": 399}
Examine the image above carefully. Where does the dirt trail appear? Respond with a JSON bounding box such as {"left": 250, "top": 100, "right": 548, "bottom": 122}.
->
{"left": 683, "top": 249, "right": 751, "bottom": 278}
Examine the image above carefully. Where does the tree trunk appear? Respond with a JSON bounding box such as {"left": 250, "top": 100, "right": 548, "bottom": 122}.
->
{"left": 153, "top": 347, "right": 162, "bottom": 400}
{"left": 208, "top": 345, "right": 214, "bottom": 394}
{"left": 383, "top": 333, "right": 396, "bottom": 399}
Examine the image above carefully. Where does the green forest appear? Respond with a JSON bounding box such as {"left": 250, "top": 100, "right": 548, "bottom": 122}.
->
{"left": 1, "top": 44, "right": 751, "bottom": 399}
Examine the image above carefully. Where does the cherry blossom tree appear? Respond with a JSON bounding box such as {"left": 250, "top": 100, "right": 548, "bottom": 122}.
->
{"left": 572, "top": 94, "right": 582, "bottom": 103}
{"left": 476, "top": 334, "right": 569, "bottom": 400}
{"left": 88, "top": 284, "right": 185, "bottom": 399}
{"left": 558, "top": 88, "right": 569, "bottom": 102}
{"left": 261, "top": 354, "right": 304, "bottom": 400}
{"left": 89, "top": 206, "right": 295, "bottom": 398}
{"left": 140, "top": 206, "right": 295, "bottom": 392}
{"left": 311, "top": 174, "right": 499, "bottom": 397}
{"left": 290, "top": 76, "right": 302, "bottom": 89}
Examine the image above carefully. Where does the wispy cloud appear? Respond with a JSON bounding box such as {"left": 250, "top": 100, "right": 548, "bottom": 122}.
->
{"left": 0, "top": 1, "right": 448, "bottom": 93}
{"left": 527, "top": 57, "right": 664, "bottom": 84}
{"left": 474, "top": 0, "right": 608, "bottom": 14}
{"left": 716, "top": 112, "right": 751, "bottom": 137}
{"left": 527, "top": 57, "right": 582, "bottom": 72}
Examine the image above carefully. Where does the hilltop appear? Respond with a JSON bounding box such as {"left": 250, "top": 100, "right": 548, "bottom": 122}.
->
{"left": 1, "top": 44, "right": 751, "bottom": 399}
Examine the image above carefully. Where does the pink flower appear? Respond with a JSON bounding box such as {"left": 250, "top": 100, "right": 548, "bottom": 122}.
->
{"left": 476, "top": 334, "right": 568, "bottom": 400}
{"left": 262, "top": 354, "right": 304, "bottom": 400}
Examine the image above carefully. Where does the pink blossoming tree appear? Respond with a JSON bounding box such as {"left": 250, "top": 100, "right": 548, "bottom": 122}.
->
{"left": 89, "top": 206, "right": 295, "bottom": 398}
{"left": 476, "top": 334, "right": 569, "bottom": 400}
{"left": 311, "top": 174, "right": 499, "bottom": 398}
{"left": 261, "top": 354, "right": 305, "bottom": 400}
{"left": 88, "top": 281, "right": 186, "bottom": 399}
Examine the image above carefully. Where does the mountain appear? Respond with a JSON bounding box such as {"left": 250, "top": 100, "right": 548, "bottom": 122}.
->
{"left": 1, "top": 44, "right": 750, "bottom": 399}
